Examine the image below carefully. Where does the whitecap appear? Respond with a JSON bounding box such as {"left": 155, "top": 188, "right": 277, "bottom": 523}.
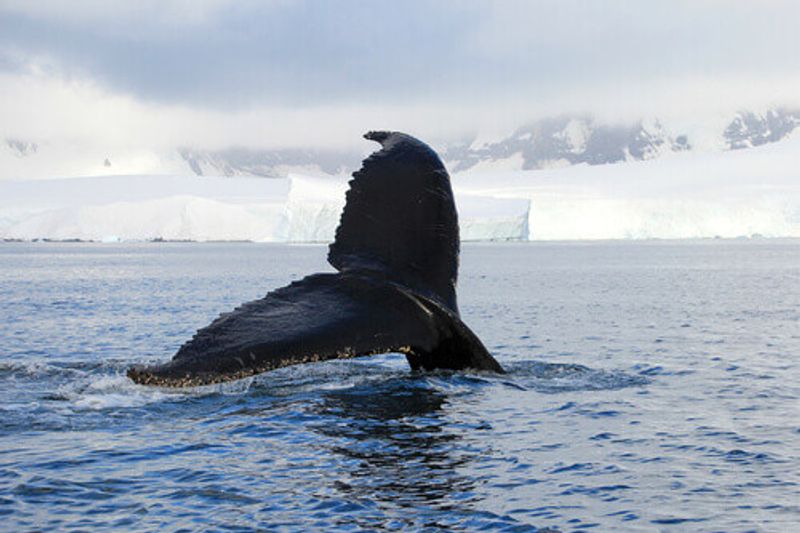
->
{"left": 54, "top": 373, "right": 189, "bottom": 411}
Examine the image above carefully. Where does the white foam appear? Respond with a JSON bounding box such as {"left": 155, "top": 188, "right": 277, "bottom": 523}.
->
{"left": 58, "top": 374, "right": 176, "bottom": 410}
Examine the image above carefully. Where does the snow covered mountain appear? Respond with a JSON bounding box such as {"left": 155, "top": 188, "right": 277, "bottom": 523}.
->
{"left": 445, "top": 108, "right": 800, "bottom": 173}
{"left": 2, "top": 130, "right": 798, "bottom": 242}
{"left": 444, "top": 116, "right": 690, "bottom": 173}
{"left": 174, "top": 108, "right": 800, "bottom": 177}
{"left": 2, "top": 108, "right": 799, "bottom": 181}
{"left": 2, "top": 133, "right": 798, "bottom": 242}
{"left": 724, "top": 109, "right": 800, "bottom": 150}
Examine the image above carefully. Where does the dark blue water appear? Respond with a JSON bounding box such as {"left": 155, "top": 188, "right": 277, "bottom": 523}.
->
{"left": 1, "top": 241, "right": 798, "bottom": 531}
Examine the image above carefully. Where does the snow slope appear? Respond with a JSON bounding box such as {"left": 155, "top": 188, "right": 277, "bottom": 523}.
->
{"left": 456, "top": 134, "right": 800, "bottom": 240}
{"left": 0, "top": 136, "right": 797, "bottom": 242}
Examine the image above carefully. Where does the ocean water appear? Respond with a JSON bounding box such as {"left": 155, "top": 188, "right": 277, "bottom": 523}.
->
{"left": 0, "top": 241, "right": 798, "bottom": 531}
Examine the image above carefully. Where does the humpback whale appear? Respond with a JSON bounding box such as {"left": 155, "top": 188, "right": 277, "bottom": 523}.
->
{"left": 128, "top": 131, "right": 504, "bottom": 387}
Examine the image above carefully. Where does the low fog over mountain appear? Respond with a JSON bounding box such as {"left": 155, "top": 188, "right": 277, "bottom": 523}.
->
{"left": 3, "top": 108, "right": 799, "bottom": 180}
{"left": 446, "top": 108, "right": 800, "bottom": 173}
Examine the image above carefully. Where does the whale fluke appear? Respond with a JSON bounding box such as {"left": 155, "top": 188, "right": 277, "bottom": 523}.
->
{"left": 128, "top": 132, "right": 504, "bottom": 387}
{"left": 330, "top": 131, "right": 460, "bottom": 312}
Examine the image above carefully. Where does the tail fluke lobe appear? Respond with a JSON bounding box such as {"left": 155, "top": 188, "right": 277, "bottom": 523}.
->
{"left": 127, "top": 273, "right": 502, "bottom": 387}
{"left": 328, "top": 132, "right": 460, "bottom": 313}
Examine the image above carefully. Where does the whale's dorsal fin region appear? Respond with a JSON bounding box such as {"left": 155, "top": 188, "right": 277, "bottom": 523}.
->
{"left": 328, "top": 131, "right": 460, "bottom": 313}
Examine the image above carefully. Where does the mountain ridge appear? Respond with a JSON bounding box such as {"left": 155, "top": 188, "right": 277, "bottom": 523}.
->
{"left": 3, "top": 108, "right": 799, "bottom": 180}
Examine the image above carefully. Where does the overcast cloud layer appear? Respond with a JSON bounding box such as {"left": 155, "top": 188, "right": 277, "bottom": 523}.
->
{"left": 1, "top": 0, "right": 799, "bottom": 150}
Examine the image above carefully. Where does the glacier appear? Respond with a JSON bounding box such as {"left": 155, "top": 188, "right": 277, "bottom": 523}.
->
{"left": 0, "top": 135, "right": 797, "bottom": 242}
{"left": 0, "top": 175, "right": 289, "bottom": 242}
{"left": 456, "top": 134, "right": 800, "bottom": 240}
{"left": 0, "top": 174, "right": 529, "bottom": 242}
{"left": 283, "top": 175, "right": 530, "bottom": 242}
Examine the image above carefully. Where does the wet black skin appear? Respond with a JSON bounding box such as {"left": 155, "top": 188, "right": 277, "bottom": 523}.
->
{"left": 128, "top": 131, "right": 504, "bottom": 387}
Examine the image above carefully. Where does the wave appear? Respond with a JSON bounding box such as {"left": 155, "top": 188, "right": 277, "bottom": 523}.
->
{"left": 2, "top": 354, "right": 650, "bottom": 414}
{"left": 501, "top": 361, "right": 651, "bottom": 393}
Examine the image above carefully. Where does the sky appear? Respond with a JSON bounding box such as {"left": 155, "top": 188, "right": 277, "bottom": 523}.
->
{"left": 1, "top": 0, "right": 799, "bottom": 151}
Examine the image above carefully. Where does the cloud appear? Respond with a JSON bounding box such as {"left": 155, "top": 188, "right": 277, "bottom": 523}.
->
{"left": 0, "top": 0, "right": 240, "bottom": 27}
{"left": 0, "top": 1, "right": 475, "bottom": 108}
{"left": 0, "top": 69, "right": 503, "bottom": 151}
{"left": 1, "top": 0, "right": 800, "bottom": 151}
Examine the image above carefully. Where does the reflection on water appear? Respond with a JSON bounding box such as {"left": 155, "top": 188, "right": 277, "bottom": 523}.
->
{"left": 313, "top": 379, "right": 478, "bottom": 512}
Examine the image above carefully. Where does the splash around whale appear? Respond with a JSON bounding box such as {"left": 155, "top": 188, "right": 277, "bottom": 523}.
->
{"left": 128, "top": 132, "right": 504, "bottom": 387}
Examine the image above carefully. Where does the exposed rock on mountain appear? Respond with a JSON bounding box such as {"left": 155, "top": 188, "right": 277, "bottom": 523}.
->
{"left": 175, "top": 109, "right": 799, "bottom": 177}
{"left": 5, "top": 139, "right": 38, "bottom": 157}
{"left": 444, "top": 117, "right": 691, "bottom": 172}
{"left": 724, "top": 109, "right": 800, "bottom": 150}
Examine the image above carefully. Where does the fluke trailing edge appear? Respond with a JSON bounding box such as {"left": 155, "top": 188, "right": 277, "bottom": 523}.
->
{"left": 127, "top": 132, "right": 504, "bottom": 387}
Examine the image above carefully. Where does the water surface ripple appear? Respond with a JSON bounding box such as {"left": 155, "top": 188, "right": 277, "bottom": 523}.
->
{"left": 1, "top": 241, "right": 798, "bottom": 531}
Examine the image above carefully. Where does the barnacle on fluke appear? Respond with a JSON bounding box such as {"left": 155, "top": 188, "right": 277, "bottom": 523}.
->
{"left": 128, "top": 132, "right": 504, "bottom": 387}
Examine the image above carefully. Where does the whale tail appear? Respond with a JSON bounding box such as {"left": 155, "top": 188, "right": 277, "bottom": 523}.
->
{"left": 128, "top": 132, "right": 503, "bottom": 387}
